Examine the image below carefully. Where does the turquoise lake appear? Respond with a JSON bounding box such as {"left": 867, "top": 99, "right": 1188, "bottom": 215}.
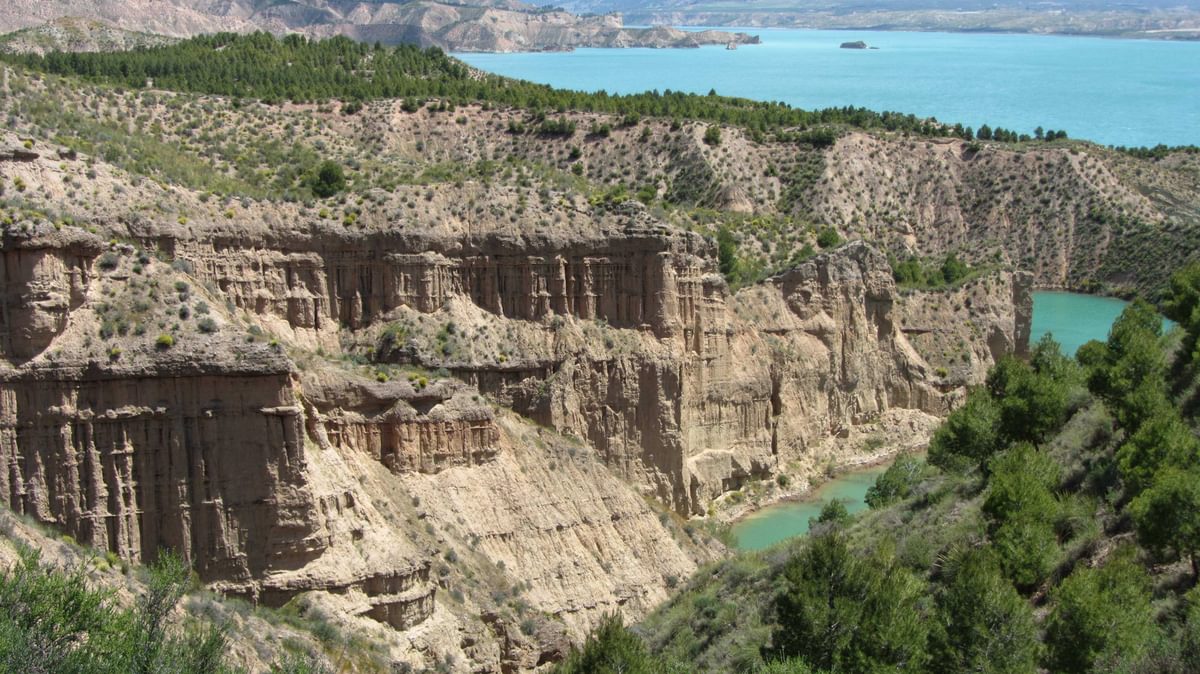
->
{"left": 732, "top": 290, "right": 1160, "bottom": 550}
{"left": 457, "top": 29, "right": 1200, "bottom": 147}
{"left": 1030, "top": 290, "right": 1140, "bottom": 355}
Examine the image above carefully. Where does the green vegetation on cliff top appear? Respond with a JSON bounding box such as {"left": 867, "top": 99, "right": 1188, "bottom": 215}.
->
{"left": 0, "top": 31, "right": 1009, "bottom": 139}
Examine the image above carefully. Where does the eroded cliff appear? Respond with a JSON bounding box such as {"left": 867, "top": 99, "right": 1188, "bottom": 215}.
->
{"left": 0, "top": 76, "right": 1043, "bottom": 671}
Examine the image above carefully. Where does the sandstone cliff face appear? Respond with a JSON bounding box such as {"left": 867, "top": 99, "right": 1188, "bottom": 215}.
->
{"left": 0, "top": 231, "right": 101, "bottom": 360}
{"left": 135, "top": 203, "right": 1030, "bottom": 514}
{"left": 0, "top": 217, "right": 715, "bottom": 670}
{"left": 0, "top": 98, "right": 1040, "bottom": 670}
{"left": 0, "top": 346, "right": 446, "bottom": 630}
{"left": 168, "top": 222, "right": 710, "bottom": 348}
{"left": 897, "top": 270, "right": 1034, "bottom": 385}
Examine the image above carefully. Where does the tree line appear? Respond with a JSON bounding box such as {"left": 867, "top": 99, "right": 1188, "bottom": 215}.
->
{"left": 2, "top": 32, "right": 1064, "bottom": 144}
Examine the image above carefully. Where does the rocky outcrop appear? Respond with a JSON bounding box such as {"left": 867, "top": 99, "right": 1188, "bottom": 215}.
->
{"left": 0, "top": 231, "right": 102, "bottom": 360}
{"left": 0, "top": 146, "right": 39, "bottom": 162}
{"left": 0, "top": 347, "right": 433, "bottom": 626}
{"left": 302, "top": 372, "right": 501, "bottom": 475}
{"left": 166, "top": 223, "right": 713, "bottom": 346}
{"left": 897, "top": 270, "right": 1035, "bottom": 384}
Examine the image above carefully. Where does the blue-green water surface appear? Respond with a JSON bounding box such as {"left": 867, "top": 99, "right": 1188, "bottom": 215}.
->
{"left": 732, "top": 463, "right": 889, "bottom": 551}
{"left": 1030, "top": 291, "right": 1135, "bottom": 356}
{"left": 457, "top": 29, "right": 1200, "bottom": 147}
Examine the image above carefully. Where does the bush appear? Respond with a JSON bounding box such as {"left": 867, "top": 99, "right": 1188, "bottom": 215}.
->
{"left": 553, "top": 613, "right": 663, "bottom": 674}
{"left": 703, "top": 125, "right": 722, "bottom": 146}
{"left": 1045, "top": 547, "right": 1156, "bottom": 673}
{"left": 155, "top": 334, "right": 175, "bottom": 349}
{"left": 928, "top": 389, "right": 1001, "bottom": 473}
{"left": 773, "top": 532, "right": 928, "bottom": 671}
{"left": 865, "top": 455, "right": 924, "bottom": 509}
{"left": 308, "top": 160, "right": 346, "bottom": 198}
{"left": 197, "top": 317, "right": 218, "bottom": 334}
{"left": 816, "top": 227, "right": 840, "bottom": 249}
{"left": 815, "top": 499, "right": 850, "bottom": 526}
{"left": 537, "top": 118, "right": 576, "bottom": 137}
{"left": 0, "top": 548, "right": 230, "bottom": 674}
{"left": 928, "top": 549, "right": 1039, "bottom": 674}
{"left": 98, "top": 252, "right": 120, "bottom": 271}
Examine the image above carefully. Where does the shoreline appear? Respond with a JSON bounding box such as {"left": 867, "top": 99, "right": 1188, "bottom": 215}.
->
{"left": 627, "top": 19, "right": 1200, "bottom": 43}
{"left": 718, "top": 448, "right": 905, "bottom": 527}
{"left": 710, "top": 409, "right": 940, "bottom": 526}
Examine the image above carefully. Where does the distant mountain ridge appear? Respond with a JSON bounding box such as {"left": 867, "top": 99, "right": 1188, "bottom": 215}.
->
{"left": 550, "top": 0, "right": 1200, "bottom": 40}
{"left": 0, "top": 0, "right": 761, "bottom": 52}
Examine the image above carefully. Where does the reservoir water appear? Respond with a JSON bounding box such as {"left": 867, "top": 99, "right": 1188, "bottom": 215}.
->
{"left": 733, "top": 462, "right": 890, "bottom": 550}
{"left": 732, "top": 290, "right": 1161, "bottom": 550}
{"left": 1030, "top": 290, "right": 1139, "bottom": 356}
{"left": 457, "top": 29, "right": 1200, "bottom": 147}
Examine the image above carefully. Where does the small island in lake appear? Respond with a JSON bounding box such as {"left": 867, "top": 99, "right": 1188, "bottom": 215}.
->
{"left": 840, "top": 40, "right": 869, "bottom": 49}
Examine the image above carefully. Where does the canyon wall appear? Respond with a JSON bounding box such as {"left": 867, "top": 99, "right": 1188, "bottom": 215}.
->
{"left": 0, "top": 175, "right": 1031, "bottom": 670}
{"left": 144, "top": 220, "right": 1032, "bottom": 514}
{"left": 0, "top": 223, "right": 717, "bottom": 669}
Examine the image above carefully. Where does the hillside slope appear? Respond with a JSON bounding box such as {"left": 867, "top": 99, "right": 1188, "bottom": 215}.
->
{"left": 627, "top": 296, "right": 1200, "bottom": 674}
{"left": 0, "top": 0, "right": 760, "bottom": 52}
{"left": 0, "top": 16, "right": 179, "bottom": 54}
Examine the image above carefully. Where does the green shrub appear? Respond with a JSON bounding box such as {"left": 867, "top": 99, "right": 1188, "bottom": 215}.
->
{"left": 773, "top": 532, "right": 928, "bottom": 671}
{"left": 815, "top": 227, "right": 840, "bottom": 249}
{"left": 928, "top": 548, "right": 1039, "bottom": 674}
{"left": 0, "top": 548, "right": 229, "bottom": 674}
{"left": 308, "top": 160, "right": 346, "bottom": 198}
{"left": 155, "top": 334, "right": 175, "bottom": 349}
{"left": 553, "top": 613, "right": 663, "bottom": 674}
{"left": 1045, "top": 547, "right": 1156, "bottom": 673}
{"left": 865, "top": 455, "right": 924, "bottom": 509}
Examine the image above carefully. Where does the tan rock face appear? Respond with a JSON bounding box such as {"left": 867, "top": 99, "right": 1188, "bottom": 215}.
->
{"left": 174, "top": 225, "right": 711, "bottom": 344}
{"left": 897, "top": 270, "right": 1035, "bottom": 385}
{"left": 302, "top": 372, "right": 502, "bottom": 474}
{"left": 0, "top": 199, "right": 1029, "bottom": 671}
{"left": 158, "top": 214, "right": 1030, "bottom": 515}
{"left": 0, "top": 366, "right": 317, "bottom": 577}
{"left": 0, "top": 236, "right": 101, "bottom": 360}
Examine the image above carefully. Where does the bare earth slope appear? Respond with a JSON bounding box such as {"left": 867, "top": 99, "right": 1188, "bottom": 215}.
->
{"left": 0, "top": 16, "right": 180, "bottom": 55}
{"left": 0, "top": 1, "right": 760, "bottom": 52}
